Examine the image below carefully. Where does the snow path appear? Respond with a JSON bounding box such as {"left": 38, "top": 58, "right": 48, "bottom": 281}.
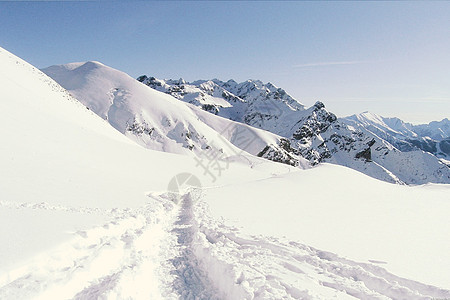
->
{"left": 186, "top": 193, "right": 450, "bottom": 300}
{"left": 1, "top": 193, "right": 449, "bottom": 300}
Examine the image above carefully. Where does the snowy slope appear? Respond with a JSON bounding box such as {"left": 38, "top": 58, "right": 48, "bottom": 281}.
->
{"left": 203, "top": 164, "right": 450, "bottom": 290}
{"left": 139, "top": 76, "right": 450, "bottom": 184}
{"left": 42, "top": 62, "right": 233, "bottom": 156}
{"left": 343, "top": 112, "right": 450, "bottom": 159}
{"left": 2, "top": 47, "right": 450, "bottom": 299}
{"left": 0, "top": 47, "right": 196, "bottom": 278}
{"left": 0, "top": 46, "right": 280, "bottom": 286}
{"left": 43, "top": 63, "right": 309, "bottom": 167}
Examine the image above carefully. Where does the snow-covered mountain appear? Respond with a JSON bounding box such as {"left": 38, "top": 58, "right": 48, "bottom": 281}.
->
{"left": 41, "top": 65, "right": 449, "bottom": 184}
{"left": 415, "top": 118, "right": 450, "bottom": 141}
{"left": 342, "top": 112, "right": 450, "bottom": 160}
{"left": 137, "top": 76, "right": 450, "bottom": 184}
{"left": 42, "top": 63, "right": 309, "bottom": 170}
{"left": 2, "top": 46, "right": 450, "bottom": 298}
{"left": 137, "top": 76, "right": 306, "bottom": 133}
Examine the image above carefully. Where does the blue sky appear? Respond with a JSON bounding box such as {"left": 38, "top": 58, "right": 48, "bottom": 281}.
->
{"left": 1, "top": 1, "right": 449, "bottom": 123}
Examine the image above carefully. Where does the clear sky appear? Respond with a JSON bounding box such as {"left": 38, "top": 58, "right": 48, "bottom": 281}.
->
{"left": 1, "top": 1, "right": 449, "bottom": 124}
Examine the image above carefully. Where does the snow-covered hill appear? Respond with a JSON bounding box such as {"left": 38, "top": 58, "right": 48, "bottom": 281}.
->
{"left": 42, "top": 62, "right": 233, "bottom": 157}
{"left": 342, "top": 112, "right": 450, "bottom": 160}
{"left": 2, "top": 46, "right": 450, "bottom": 298}
{"left": 0, "top": 46, "right": 185, "bottom": 283}
{"left": 42, "top": 63, "right": 309, "bottom": 168}
{"left": 137, "top": 76, "right": 450, "bottom": 184}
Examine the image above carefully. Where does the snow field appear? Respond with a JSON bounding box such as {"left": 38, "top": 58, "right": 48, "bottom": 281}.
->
{"left": 203, "top": 164, "right": 450, "bottom": 289}
{"left": 2, "top": 191, "right": 449, "bottom": 299}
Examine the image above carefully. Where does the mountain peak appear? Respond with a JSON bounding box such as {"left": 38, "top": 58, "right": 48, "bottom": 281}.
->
{"left": 313, "top": 101, "right": 325, "bottom": 109}
{"left": 62, "top": 61, "right": 105, "bottom": 71}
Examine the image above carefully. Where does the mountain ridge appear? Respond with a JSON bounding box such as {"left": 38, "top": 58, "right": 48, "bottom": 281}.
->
{"left": 43, "top": 62, "right": 310, "bottom": 172}
{"left": 135, "top": 74, "right": 450, "bottom": 185}
{"left": 38, "top": 63, "right": 450, "bottom": 185}
{"left": 342, "top": 112, "right": 450, "bottom": 160}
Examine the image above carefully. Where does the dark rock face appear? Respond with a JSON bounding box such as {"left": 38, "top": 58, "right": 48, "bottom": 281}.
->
{"left": 136, "top": 75, "right": 148, "bottom": 82}
{"left": 354, "top": 138, "right": 376, "bottom": 162}
{"left": 314, "top": 101, "right": 325, "bottom": 109}
{"left": 355, "top": 148, "right": 372, "bottom": 162}
{"left": 257, "top": 143, "right": 298, "bottom": 167}
{"left": 439, "top": 138, "right": 450, "bottom": 157}
{"left": 126, "top": 119, "right": 154, "bottom": 136}
{"left": 293, "top": 106, "right": 336, "bottom": 142}
{"left": 279, "top": 138, "right": 296, "bottom": 153}
{"left": 201, "top": 104, "right": 219, "bottom": 115}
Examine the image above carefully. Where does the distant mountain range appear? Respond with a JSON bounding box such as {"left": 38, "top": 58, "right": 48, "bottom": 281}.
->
{"left": 342, "top": 112, "right": 449, "bottom": 160}
{"left": 41, "top": 66, "right": 449, "bottom": 185}
{"left": 136, "top": 75, "right": 450, "bottom": 184}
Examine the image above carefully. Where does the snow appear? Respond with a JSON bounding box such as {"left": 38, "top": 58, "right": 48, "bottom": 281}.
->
{"left": 0, "top": 46, "right": 287, "bottom": 294}
{"left": 0, "top": 205, "right": 109, "bottom": 281}
{"left": 44, "top": 61, "right": 310, "bottom": 166}
{"left": 0, "top": 47, "right": 184, "bottom": 282}
{"left": 343, "top": 112, "right": 450, "bottom": 159}
{"left": 42, "top": 62, "right": 250, "bottom": 157}
{"left": 1, "top": 46, "right": 450, "bottom": 299}
{"left": 139, "top": 75, "right": 306, "bottom": 137}
{"left": 340, "top": 113, "right": 450, "bottom": 183}
{"left": 203, "top": 163, "right": 450, "bottom": 289}
{"left": 415, "top": 118, "right": 450, "bottom": 141}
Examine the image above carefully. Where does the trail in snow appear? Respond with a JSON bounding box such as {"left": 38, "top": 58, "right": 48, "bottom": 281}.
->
{"left": 183, "top": 192, "right": 450, "bottom": 300}
{"left": 166, "top": 193, "right": 220, "bottom": 300}
{"left": 1, "top": 192, "right": 449, "bottom": 300}
{"left": 0, "top": 193, "right": 217, "bottom": 300}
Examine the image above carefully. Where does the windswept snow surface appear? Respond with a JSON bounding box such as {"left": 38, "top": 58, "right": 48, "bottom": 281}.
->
{"left": 2, "top": 190, "right": 449, "bottom": 299}
{"left": 203, "top": 164, "right": 450, "bottom": 290}
{"left": 1, "top": 46, "right": 450, "bottom": 299}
